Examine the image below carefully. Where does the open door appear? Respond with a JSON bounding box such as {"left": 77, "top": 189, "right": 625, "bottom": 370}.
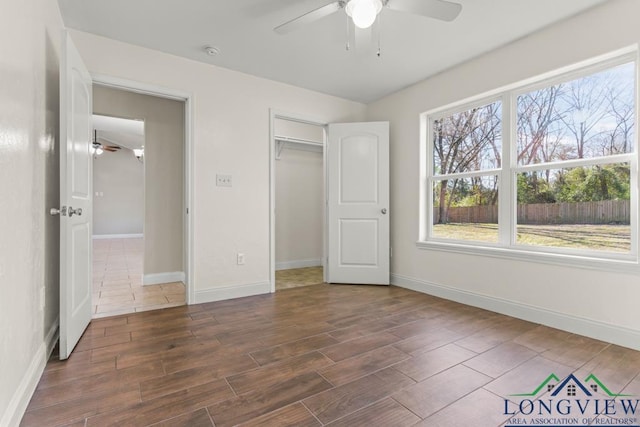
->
{"left": 58, "top": 32, "right": 93, "bottom": 360}
{"left": 327, "top": 121, "right": 389, "bottom": 285}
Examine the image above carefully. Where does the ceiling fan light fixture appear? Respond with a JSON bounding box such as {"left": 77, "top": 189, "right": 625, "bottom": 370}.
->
{"left": 345, "top": 0, "right": 382, "bottom": 29}
{"left": 92, "top": 130, "right": 104, "bottom": 155}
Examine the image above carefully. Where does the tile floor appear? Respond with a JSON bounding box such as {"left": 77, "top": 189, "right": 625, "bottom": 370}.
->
{"left": 93, "top": 237, "right": 185, "bottom": 318}
{"left": 275, "top": 266, "right": 324, "bottom": 290}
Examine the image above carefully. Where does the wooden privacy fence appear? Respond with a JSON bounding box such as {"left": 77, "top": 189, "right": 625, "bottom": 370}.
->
{"left": 434, "top": 200, "right": 630, "bottom": 225}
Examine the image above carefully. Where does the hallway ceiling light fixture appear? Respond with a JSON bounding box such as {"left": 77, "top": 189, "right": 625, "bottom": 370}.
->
{"left": 133, "top": 147, "right": 144, "bottom": 162}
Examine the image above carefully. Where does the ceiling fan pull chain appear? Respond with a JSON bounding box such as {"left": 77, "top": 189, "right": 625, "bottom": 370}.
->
{"left": 345, "top": 12, "right": 350, "bottom": 51}
{"left": 377, "top": 11, "right": 382, "bottom": 57}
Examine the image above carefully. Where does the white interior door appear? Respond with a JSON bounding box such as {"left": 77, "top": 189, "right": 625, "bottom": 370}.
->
{"left": 59, "top": 32, "right": 93, "bottom": 360}
{"left": 327, "top": 121, "right": 389, "bottom": 285}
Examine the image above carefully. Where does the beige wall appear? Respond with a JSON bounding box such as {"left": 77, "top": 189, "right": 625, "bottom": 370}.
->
{"left": 69, "top": 29, "right": 367, "bottom": 301}
{"left": 93, "top": 86, "right": 185, "bottom": 276}
{"left": 0, "top": 0, "right": 64, "bottom": 424}
{"left": 366, "top": 0, "right": 640, "bottom": 347}
{"left": 93, "top": 146, "right": 144, "bottom": 235}
{"left": 275, "top": 120, "right": 324, "bottom": 268}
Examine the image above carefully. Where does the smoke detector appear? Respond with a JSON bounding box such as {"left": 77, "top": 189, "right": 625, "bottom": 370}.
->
{"left": 204, "top": 46, "right": 220, "bottom": 56}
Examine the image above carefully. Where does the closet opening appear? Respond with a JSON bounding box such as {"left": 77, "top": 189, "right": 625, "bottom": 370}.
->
{"left": 273, "top": 118, "right": 327, "bottom": 291}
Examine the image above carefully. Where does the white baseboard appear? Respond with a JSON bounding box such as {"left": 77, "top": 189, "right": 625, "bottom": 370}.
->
{"left": 143, "top": 271, "right": 185, "bottom": 286}
{"left": 194, "top": 281, "right": 271, "bottom": 304}
{"left": 391, "top": 273, "right": 640, "bottom": 352}
{"left": 92, "top": 233, "right": 143, "bottom": 239}
{"left": 275, "top": 258, "right": 322, "bottom": 271}
{"left": 2, "top": 319, "right": 59, "bottom": 427}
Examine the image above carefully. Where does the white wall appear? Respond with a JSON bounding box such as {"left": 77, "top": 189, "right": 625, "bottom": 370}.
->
{"left": 0, "top": 0, "right": 64, "bottom": 424}
{"left": 68, "top": 29, "right": 367, "bottom": 302}
{"left": 366, "top": 0, "right": 640, "bottom": 348}
{"left": 275, "top": 120, "right": 324, "bottom": 269}
{"left": 93, "top": 146, "right": 144, "bottom": 236}
{"left": 274, "top": 118, "right": 324, "bottom": 143}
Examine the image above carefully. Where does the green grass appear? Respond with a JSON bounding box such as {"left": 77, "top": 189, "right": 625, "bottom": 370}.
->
{"left": 432, "top": 223, "right": 631, "bottom": 253}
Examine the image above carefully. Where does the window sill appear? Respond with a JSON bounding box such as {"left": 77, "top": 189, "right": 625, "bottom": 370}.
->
{"left": 415, "top": 240, "right": 640, "bottom": 275}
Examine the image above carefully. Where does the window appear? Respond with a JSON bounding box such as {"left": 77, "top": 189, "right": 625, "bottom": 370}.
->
{"left": 432, "top": 101, "right": 501, "bottom": 243}
{"left": 421, "top": 52, "right": 638, "bottom": 266}
{"left": 567, "top": 384, "right": 577, "bottom": 397}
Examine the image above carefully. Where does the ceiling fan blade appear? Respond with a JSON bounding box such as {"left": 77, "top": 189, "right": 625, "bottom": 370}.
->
{"left": 386, "top": 0, "right": 461, "bottom": 22}
{"left": 274, "top": 1, "right": 343, "bottom": 35}
{"left": 104, "top": 147, "right": 119, "bottom": 152}
{"left": 104, "top": 145, "right": 121, "bottom": 150}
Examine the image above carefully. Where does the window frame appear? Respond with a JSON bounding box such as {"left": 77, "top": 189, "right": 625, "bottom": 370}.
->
{"left": 418, "top": 47, "right": 639, "bottom": 273}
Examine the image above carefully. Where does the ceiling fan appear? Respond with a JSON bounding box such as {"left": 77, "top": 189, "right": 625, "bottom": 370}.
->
{"left": 274, "top": 0, "right": 462, "bottom": 34}
{"left": 92, "top": 130, "right": 121, "bottom": 155}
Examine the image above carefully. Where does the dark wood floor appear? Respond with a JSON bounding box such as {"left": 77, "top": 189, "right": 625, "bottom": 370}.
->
{"left": 22, "top": 284, "right": 640, "bottom": 427}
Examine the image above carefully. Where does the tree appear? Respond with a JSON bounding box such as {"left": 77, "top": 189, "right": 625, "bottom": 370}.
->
{"left": 433, "top": 102, "right": 500, "bottom": 223}
{"left": 559, "top": 71, "right": 616, "bottom": 159}
{"left": 554, "top": 165, "right": 629, "bottom": 203}
{"left": 595, "top": 78, "right": 634, "bottom": 156}
{"left": 517, "top": 86, "right": 564, "bottom": 165}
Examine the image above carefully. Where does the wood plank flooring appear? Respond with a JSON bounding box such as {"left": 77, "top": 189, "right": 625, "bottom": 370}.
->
{"left": 22, "top": 284, "right": 640, "bottom": 426}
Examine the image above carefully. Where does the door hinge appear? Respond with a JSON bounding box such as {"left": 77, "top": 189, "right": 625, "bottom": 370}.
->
{"left": 390, "top": 247, "right": 393, "bottom": 258}
{"left": 186, "top": 208, "right": 189, "bottom": 214}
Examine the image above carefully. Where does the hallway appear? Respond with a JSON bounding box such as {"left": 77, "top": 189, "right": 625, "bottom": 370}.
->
{"left": 92, "top": 237, "right": 185, "bottom": 318}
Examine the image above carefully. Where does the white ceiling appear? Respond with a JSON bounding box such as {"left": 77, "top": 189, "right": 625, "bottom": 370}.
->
{"left": 58, "top": 0, "right": 606, "bottom": 103}
{"left": 93, "top": 114, "right": 144, "bottom": 150}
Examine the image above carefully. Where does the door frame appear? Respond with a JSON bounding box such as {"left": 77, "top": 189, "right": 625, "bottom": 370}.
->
{"left": 269, "top": 109, "right": 328, "bottom": 292}
{"left": 92, "top": 74, "right": 195, "bottom": 304}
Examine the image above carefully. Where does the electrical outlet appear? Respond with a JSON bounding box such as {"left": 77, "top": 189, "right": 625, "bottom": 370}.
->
{"left": 216, "top": 174, "right": 232, "bottom": 187}
{"left": 237, "top": 252, "right": 245, "bottom": 265}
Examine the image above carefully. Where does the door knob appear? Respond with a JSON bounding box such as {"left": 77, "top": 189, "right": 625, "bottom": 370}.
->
{"left": 50, "top": 206, "right": 67, "bottom": 216}
{"left": 381, "top": 208, "right": 387, "bottom": 214}
{"left": 68, "top": 207, "right": 82, "bottom": 217}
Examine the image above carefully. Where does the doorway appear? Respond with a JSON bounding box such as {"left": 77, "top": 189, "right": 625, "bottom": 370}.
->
{"left": 272, "top": 116, "right": 327, "bottom": 291}
{"left": 91, "top": 85, "right": 187, "bottom": 317}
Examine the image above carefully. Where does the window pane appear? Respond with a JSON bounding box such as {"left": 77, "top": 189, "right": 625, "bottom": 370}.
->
{"left": 516, "top": 163, "right": 631, "bottom": 253}
{"left": 433, "top": 101, "right": 501, "bottom": 175}
{"left": 517, "top": 62, "right": 635, "bottom": 165}
{"left": 433, "top": 176, "right": 499, "bottom": 243}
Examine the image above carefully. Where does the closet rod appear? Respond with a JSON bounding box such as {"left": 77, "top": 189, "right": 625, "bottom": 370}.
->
{"left": 275, "top": 136, "right": 324, "bottom": 160}
{"left": 274, "top": 135, "right": 323, "bottom": 147}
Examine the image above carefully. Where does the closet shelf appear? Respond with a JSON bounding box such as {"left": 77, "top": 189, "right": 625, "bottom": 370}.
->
{"left": 275, "top": 136, "right": 323, "bottom": 160}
